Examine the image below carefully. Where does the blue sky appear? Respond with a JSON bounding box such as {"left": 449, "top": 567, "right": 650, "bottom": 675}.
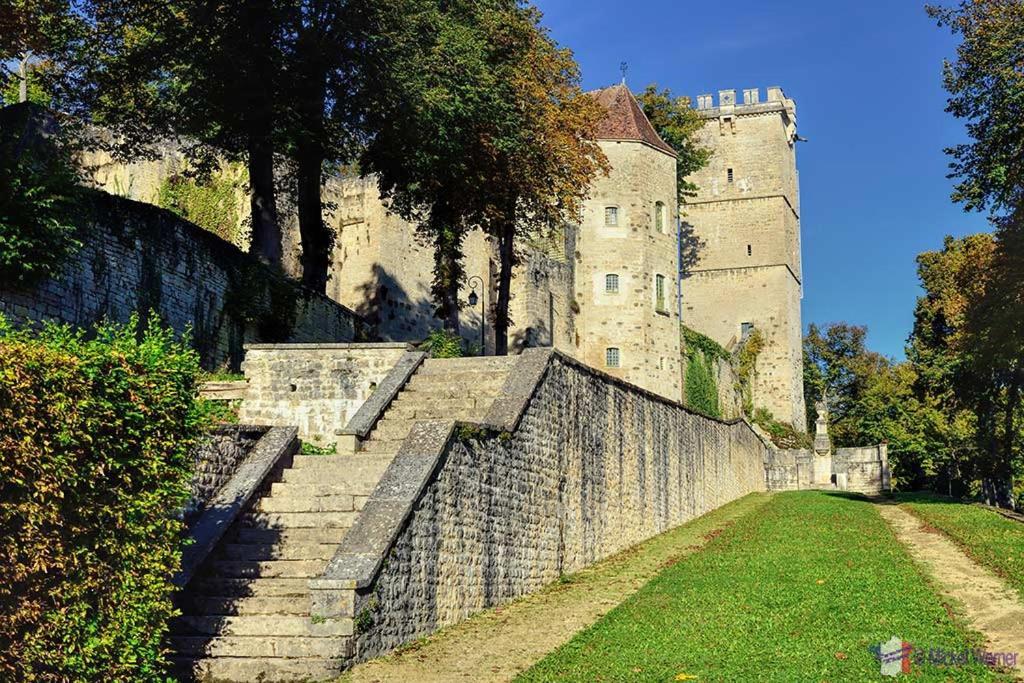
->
{"left": 535, "top": 0, "right": 990, "bottom": 360}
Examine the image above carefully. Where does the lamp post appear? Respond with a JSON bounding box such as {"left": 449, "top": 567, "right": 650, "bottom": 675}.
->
{"left": 467, "top": 275, "right": 485, "bottom": 354}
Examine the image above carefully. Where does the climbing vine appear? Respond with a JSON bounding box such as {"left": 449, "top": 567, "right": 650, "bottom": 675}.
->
{"left": 734, "top": 328, "right": 765, "bottom": 415}
{"left": 681, "top": 325, "right": 727, "bottom": 418}
{"left": 157, "top": 165, "right": 245, "bottom": 245}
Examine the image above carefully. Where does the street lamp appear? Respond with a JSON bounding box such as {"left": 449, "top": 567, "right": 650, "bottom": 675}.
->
{"left": 467, "top": 275, "right": 485, "bottom": 354}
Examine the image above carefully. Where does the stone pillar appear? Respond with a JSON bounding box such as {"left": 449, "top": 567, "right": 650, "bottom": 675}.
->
{"left": 813, "top": 400, "right": 831, "bottom": 455}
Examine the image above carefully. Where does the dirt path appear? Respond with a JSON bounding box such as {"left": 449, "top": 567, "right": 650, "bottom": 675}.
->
{"left": 337, "top": 493, "right": 771, "bottom": 683}
{"left": 876, "top": 502, "right": 1024, "bottom": 675}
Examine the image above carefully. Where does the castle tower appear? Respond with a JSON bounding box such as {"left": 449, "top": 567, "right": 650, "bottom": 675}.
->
{"left": 574, "top": 84, "right": 682, "bottom": 400}
{"left": 682, "top": 86, "right": 807, "bottom": 430}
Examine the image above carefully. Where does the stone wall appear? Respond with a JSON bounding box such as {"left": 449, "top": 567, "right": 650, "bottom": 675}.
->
{"left": 0, "top": 191, "right": 368, "bottom": 370}
{"left": 185, "top": 425, "right": 269, "bottom": 524}
{"left": 351, "top": 353, "right": 767, "bottom": 659}
{"left": 238, "top": 343, "right": 410, "bottom": 445}
{"left": 764, "top": 445, "right": 890, "bottom": 495}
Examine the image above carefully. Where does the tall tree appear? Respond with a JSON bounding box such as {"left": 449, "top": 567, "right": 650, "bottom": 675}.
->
{"left": 0, "top": 0, "right": 78, "bottom": 106}
{"left": 70, "top": 0, "right": 289, "bottom": 267}
{"left": 283, "top": 0, "right": 360, "bottom": 293}
{"left": 476, "top": 4, "right": 608, "bottom": 355}
{"left": 357, "top": 0, "right": 513, "bottom": 332}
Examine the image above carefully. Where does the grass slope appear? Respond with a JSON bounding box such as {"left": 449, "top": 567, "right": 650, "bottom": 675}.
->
{"left": 519, "top": 491, "right": 1002, "bottom": 682}
{"left": 898, "top": 493, "right": 1024, "bottom": 601}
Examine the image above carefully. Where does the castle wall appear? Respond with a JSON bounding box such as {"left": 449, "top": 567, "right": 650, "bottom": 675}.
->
{"left": 682, "top": 88, "right": 806, "bottom": 430}
{"left": 575, "top": 139, "right": 682, "bottom": 400}
{"left": 683, "top": 265, "right": 805, "bottom": 430}
{"left": 0, "top": 191, "right": 367, "bottom": 370}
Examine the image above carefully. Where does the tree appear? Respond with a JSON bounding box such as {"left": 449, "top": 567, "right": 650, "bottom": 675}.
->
{"left": 803, "top": 322, "right": 887, "bottom": 436}
{"left": 476, "top": 4, "right": 608, "bottom": 355}
{"left": 0, "top": 0, "right": 78, "bottom": 106}
{"left": 635, "top": 84, "right": 711, "bottom": 203}
{"left": 357, "top": 0, "right": 514, "bottom": 332}
{"left": 282, "top": 0, "right": 361, "bottom": 293}
{"left": 70, "top": 0, "right": 290, "bottom": 267}
{"left": 927, "top": 0, "right": 1024, "bottom": 214}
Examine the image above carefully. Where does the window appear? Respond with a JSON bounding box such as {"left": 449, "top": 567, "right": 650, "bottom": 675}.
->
{"left": 727, "top": 168, "right": 734, "bottom": 183}
{"left": 655, "top": 201, "right": 666, "bottom": 233}
{"left": 604, "top": 206, "right": 619, "bottom": 227}
{"left": 655, "top": 274, "right": 667, "bottom": 312}
{"left": 741, "top": 321, "right": 755, "bottom": 339}
{"left": 605, "top": 347, "right": 621, "bottom": 368}
{"left": 605, "top": 273, "right": 619, "bottom": 293}
{"left": 747, "top": 244, "right": 752, "bottom": 256}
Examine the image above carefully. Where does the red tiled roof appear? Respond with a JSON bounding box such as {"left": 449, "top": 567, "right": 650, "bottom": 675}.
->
{"left": 588, "top": 83, "right": 676, "bottom": 157}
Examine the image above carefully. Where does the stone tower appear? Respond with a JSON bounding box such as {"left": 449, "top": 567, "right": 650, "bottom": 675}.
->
{"left": 574, "top": 84, "right": 682, "bottom": 400}
{"left": 681, "top": 86, "right": 807, "bottom": 431}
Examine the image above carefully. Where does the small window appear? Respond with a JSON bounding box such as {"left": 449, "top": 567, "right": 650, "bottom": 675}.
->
{"left": 655, "top": 274, "right": 666, "bottom": 312}
{"left": 605, "top": 273, "right": 619, "bottom": 293}
{"left": 741, "top": 322, "right": 755, "bottom": 339}
{"left": 747, "top": 244, "right": 752, "bottom": 256}
{"left": 604, "top": 206, "right": 619, "bottom": 227}
{"left": 606, "top": 347, "right": 621, "bottom": 368}
{"left": 655, "top": 201, "right": 666, "bottom": 233}
{"left": 727, "top": 168, "right": 734, "bottom": 183}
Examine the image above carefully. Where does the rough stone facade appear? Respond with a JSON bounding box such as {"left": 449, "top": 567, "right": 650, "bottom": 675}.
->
{"left": 682, "top": 87, "right": 807, "bottom": 430}
{"left": 185, "top": 425, "right": 268, "bottom": 523}
{"left": 238, "top": 343, "right": 410, "bottom": 445}
{"left": 352, "top": 354, "right": 766, "bottom": 660}
{"left": 0, "top": 191, "right": 368, "bottom": 370}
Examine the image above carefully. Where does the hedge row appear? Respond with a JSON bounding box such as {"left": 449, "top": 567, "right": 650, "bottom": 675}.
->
{"left": 0, "top": 315, "right": 205, "bottom": 681}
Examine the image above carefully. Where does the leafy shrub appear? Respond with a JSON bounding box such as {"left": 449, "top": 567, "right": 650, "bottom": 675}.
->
{"left": 0, "top": 314, "right": 206, "bottom": 681}
{"left": 420, "top": 328, "right": 465, "bottom": 358}
{"left": 753, "top": 407, "right": 813, "bottom": 450}
{"left": 0, "top": 105, "right": 81, "bottom": 285}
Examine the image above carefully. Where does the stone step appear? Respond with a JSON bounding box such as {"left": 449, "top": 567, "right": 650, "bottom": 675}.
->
{"left": 187, "top": 577, "right": 310, "bottom": 598}
{"left": 418, "top": 356, "right": 518, "bottom": 374}
{"left": 279, "top": 466, "right": 386, "bottom": 487}
{"left": 206, "top": 559, "right": 326, "bottom": 579}
{"left": 388, "top": 396, "right": 479, "bottom": 414}
{"left": 367, "top": 421, "right": 415, "bottom": 443}
{"left": 171, "top": 634, "right": 352, "bottom": 659}
{"left": 270, "top": 480, "right": 375, "bottom": 500}
{"left": 176, "top": 614, "right": 354, "bottom": 638}
{"left": 229, "top": 527, "right": 348, "bottom": 545}
{"left": 178, "top": 595, "right": 312, "bottom": 616}
{"left": 174, "top": 655, "right": 349, "bottom": 683}
{"left": 403, "top": 375, "right": 507, "bottom": 395}
{"left": 289, "top": 454, "right": 393, "bottom": 472}
{"left": 258, "top": 494, "right": 355, "bottom": 513}
{"left": 217, "top": 542, "right": 337, "bottom": 562}
{"left": 241, "top": 510, "right": 359, "bottom": 529}
{"left": 356, "top": 438, "right": 406, "bottom": 455}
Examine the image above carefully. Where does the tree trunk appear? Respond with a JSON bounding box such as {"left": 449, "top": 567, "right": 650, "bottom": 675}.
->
{"left": 431, "top": 201, "right": 462, "bottom": 334}
{"left": 246, "top": 134, "right": 283, "bottom": 268}
{"left": 494, "top": 222, "right": 515, "bottom": 356}
{"left": 18, "top": 52, "right": 30, "bottom": 103}
{"left": 297, "top": 143, "right": 330, "bottom": 293}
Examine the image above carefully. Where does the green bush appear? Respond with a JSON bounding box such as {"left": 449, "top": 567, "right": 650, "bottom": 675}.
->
{"left": 0, "top": 314, "right": 206, "bottom": 681}
{"left": 681, "top": 325, "right": 725, "bottom": 418}
{"left": 752, "top": 407, "right": 813, "bottom": 449}
{"left": 0, "top": 107, "right": 81, "bottom": 286}
{"left": 420, "top": 328, "right": 465, "bottom": 358}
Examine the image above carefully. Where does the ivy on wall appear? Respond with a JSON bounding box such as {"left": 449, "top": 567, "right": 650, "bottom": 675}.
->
{"left": 734, "top": 328, "right": 765, "bottom": 415}
{"left": 157, "top": 165, "right": 244, "bottom": 245}
{"left": 681, "top": 325, "right": 728, "bottom": 418}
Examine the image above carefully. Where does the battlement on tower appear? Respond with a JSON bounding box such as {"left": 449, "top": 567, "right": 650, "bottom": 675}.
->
{"left": 694, "top": 87, "right": 796, "bottom": 123}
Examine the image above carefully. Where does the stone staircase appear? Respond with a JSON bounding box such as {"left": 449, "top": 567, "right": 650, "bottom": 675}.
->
{"left": 171, "top": 356, "right": 517, "bottom": 682}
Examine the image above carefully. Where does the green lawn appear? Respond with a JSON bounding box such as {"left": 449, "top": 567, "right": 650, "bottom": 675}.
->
{"left": 897, "top": 492, "right": 1024, "bottom": 601}
{"left": 518, "top": 491, "right": 1005, "bottom": 682}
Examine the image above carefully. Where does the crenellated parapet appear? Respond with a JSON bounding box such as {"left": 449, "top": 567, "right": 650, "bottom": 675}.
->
{"left": 694, "top": 86, "right": 797, "bottom": 127}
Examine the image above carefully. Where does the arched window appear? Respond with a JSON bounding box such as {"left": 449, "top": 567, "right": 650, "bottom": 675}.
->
{"left": 605, "top": 347, "right": 621, "bottom": 368}
{"left": 605, "top": 273, "right": 619, "bottom": 293}
{"left": 655, "top": 201, "right": 666, "bottom": 233}
{"left": 604, "top": 206, "right": 619, "bottom": 227}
